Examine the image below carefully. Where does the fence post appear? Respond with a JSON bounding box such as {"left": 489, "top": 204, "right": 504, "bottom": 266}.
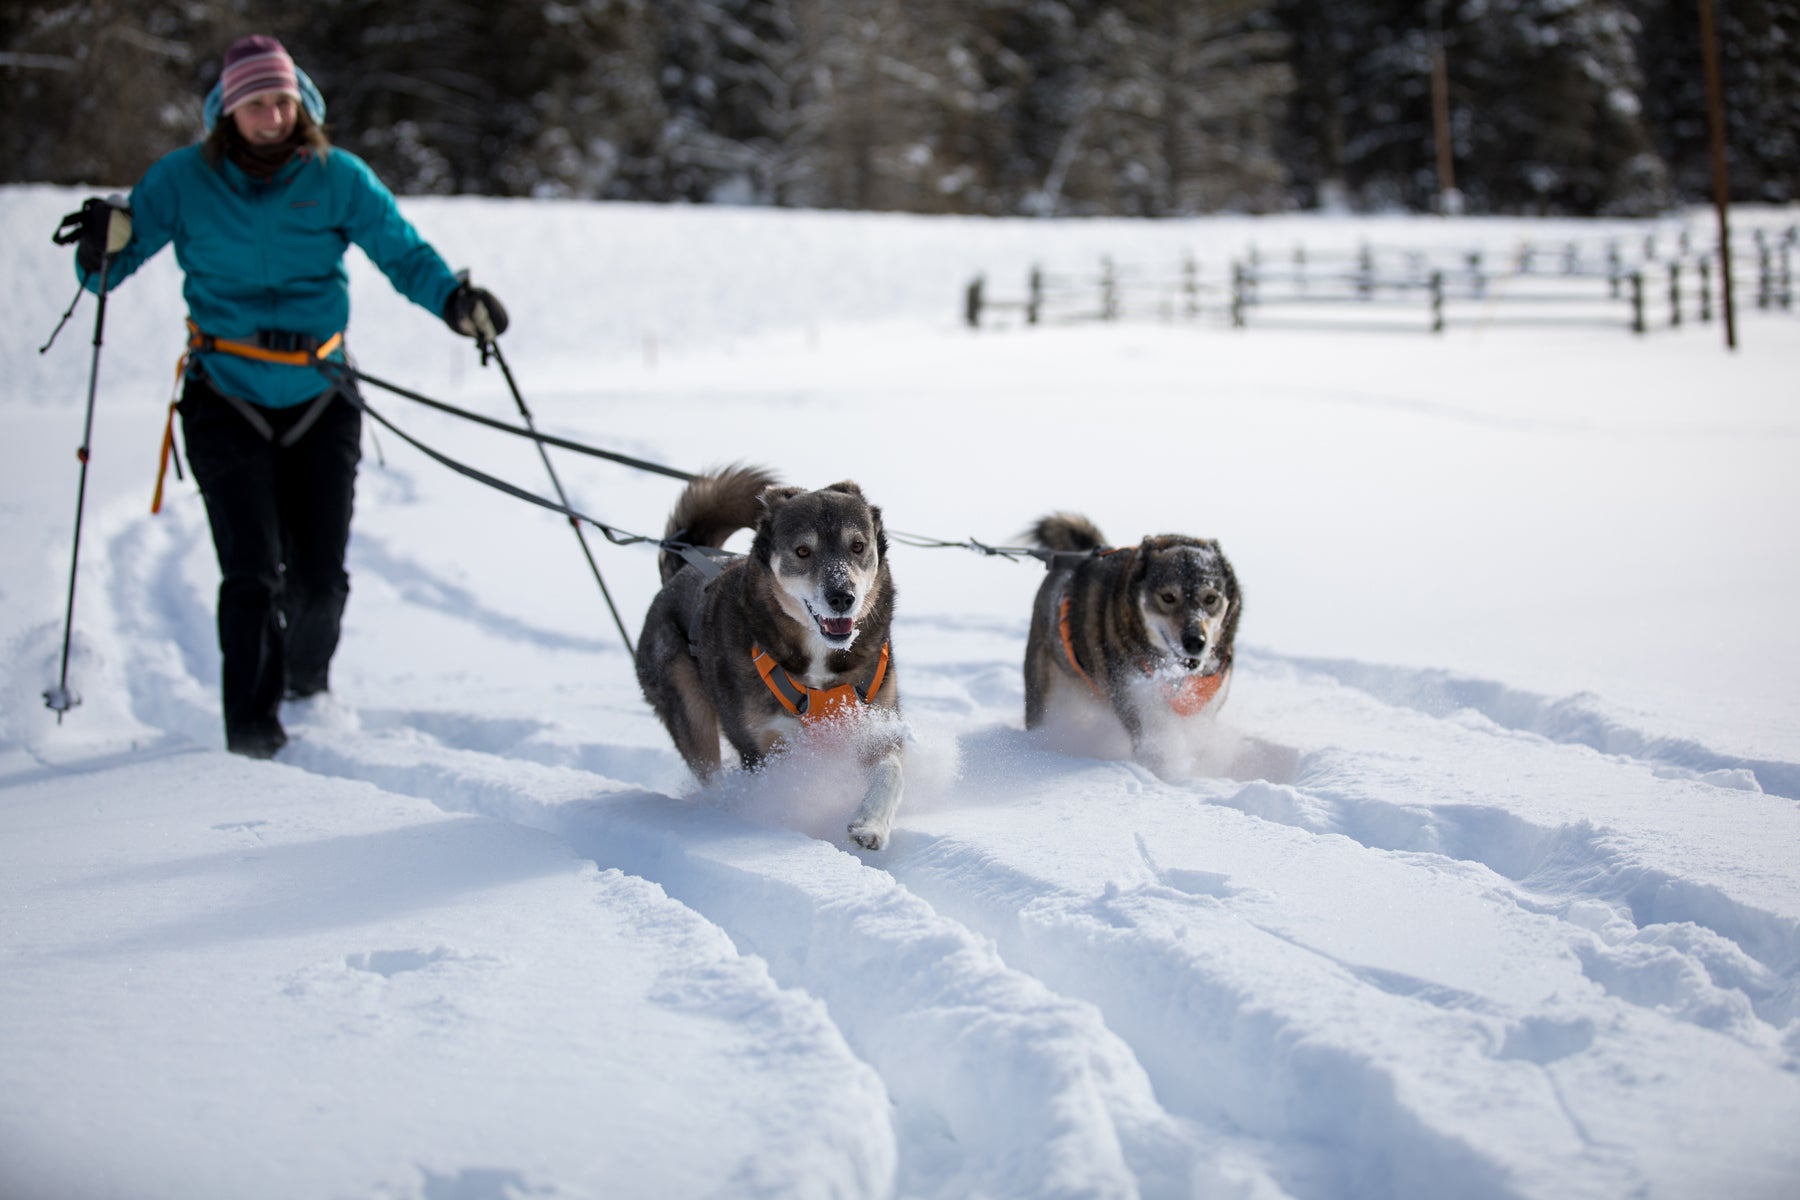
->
{"left": 1183, "top": 255, "right": 1199, "bottom": 318}
{"left": 1028, "top": 266, "right": 1042, "bottom": 325}
{"left": 1430, "top": 271, "right": 1445, "bottom": 333}
{"left": 1231, "top": 261, "right": 1246, "bottom": 328}
{"left": 1563, "top": 241, "right": 1578, "bottom": 274}
{"left": 1700, "top": 257, "right": 1713, "bottom": 322}
{"left": 1608, "top": 240, "right": 1622, "bottom": 298}
{"left": 1669, "top": 261, "right": 1682, "bottom": 328}
{"left": 964, "top": 275, "right": 984, "bottom": 328}
{"left": 1357, "top": 243, "right": 1373, "bottom": 299}
{"left": 1101, "top": 256, "right": 1118, "bottom": 320}
{"left": 1295, "top": 244, "right": 1308, "bottom": 293}
{"left": 1631, "top": 271, "right": 1645, "bottom": 334}
{"left": 1781, "top": 236, "right": 1794, "bottom": 310}
{"left": 1756, "top": 230, "right": 1772, "bottom": 310}
{"left": 1468, "top": 250, "right": 1485, "bottom": 299}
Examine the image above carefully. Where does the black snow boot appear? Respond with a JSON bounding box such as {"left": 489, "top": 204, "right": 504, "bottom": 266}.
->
{"left": 227, "top": 717, "right": 288, "bottom": 760}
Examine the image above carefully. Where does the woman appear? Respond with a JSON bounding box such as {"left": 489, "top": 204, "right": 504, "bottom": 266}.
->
{"left": 66, "top": 35, "right": 507, "bottom": 758}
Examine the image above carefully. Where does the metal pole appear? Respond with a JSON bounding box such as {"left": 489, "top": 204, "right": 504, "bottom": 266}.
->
{"left": 1698, "top": 0, "right": 1737, "bottom": 349}
{"left": 45, "top": 255, "right": 113, "bottom": 720}
{"left": 486, "top": 338, "right": 637, "bottom": 658}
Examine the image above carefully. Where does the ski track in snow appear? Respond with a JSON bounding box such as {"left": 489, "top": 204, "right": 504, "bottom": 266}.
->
{"left": 93, "top": 472, "right": 1800, "bottom": 1200}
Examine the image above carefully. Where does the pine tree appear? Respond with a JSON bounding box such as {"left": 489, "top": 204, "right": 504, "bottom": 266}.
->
{"left": 1632, "top": 0, "right": 1799, "bottom": 204}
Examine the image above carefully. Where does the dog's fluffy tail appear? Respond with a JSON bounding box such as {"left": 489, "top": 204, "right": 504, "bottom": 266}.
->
{"left": 660, "top": 463, "right": 781, "bottom": 583}
{"left": 1028, "top": 512, "right": 1107, "bottom": 554}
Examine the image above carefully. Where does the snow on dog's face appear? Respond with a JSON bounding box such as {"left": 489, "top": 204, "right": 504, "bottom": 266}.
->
{"left": 1133, "top": 537, "right": 1237, "bottom": 676}
{"left": 755, "top": 482, "right": 886, "bottom": 650}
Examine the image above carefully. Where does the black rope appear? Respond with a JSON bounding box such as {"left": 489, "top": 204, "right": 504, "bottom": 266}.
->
{"left": 330, "top": 362, "right": 1098, "bottom": 577}
{"left": 333, "top": 361, "right": 698, "bottom": 482}
{"left": 316, "top": 364, "right": 1095, "bottom": 629}
{"left": 887, "top": 531, "right": 1107, "bottom": 570}
{"left": 333, "top": 384, "right": 738, "bottom": 586}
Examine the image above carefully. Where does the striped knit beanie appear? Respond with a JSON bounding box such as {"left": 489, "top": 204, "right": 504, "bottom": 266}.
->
{"left": 218, "top": 35, "right": 301, "bottom": 116}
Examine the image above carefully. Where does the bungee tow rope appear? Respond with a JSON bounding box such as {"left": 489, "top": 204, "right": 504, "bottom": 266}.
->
{"left": 886, "top": 530, "right": 1119, "bottom": 571}
{"left": 336, "top": 360, "right": 696, "bottom": 481}
{"left": 323, "top": 360, "right": 1106, "bottom": 583}
{"left": 143, "top": 338, "right": 1110, "bottom": 665}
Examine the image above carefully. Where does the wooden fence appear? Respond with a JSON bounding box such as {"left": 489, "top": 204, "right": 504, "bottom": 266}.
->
{"left": 964, "top": 223, "right": 1796, "bottom": 335}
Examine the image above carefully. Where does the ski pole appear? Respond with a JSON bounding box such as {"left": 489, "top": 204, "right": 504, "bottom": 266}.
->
{"left": 479, "top": 329, "right": 637, "bottom": 657}
{"left": 44, "top": 252, "right": 113, "bottom": 720}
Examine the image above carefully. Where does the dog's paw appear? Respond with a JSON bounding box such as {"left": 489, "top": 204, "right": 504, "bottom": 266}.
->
{"left": 847, "top": 818, "right": 887, "bottom": 852}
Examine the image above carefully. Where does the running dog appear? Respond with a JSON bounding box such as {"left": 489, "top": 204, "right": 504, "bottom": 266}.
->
{"left": 1023, "top": 513, "right": 1240, "bottom": 769}
{"left": 635, "top": 466, "right": 905, "bottom": 850}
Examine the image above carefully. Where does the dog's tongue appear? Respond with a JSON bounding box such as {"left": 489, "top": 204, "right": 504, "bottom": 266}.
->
{"left": 819, "top": 615, "right": 855, "bottom": 639}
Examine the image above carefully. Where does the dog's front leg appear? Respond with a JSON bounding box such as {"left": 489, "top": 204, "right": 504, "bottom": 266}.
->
{"left": 847, "top": 746, "right": 904, "bottom": 851}
{"left": 1116, "top": 689, "right": 1174, "bottom": 778}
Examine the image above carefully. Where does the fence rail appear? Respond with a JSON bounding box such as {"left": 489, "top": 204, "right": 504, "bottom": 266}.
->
{"left": 964, "top": 223, "right": 1796, "bottom": 336}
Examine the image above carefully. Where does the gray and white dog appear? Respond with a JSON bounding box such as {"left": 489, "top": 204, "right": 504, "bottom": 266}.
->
{"left": 635, "top": 465, "right": 905, "bottom": 850}
{"left": 1023, "top": 513, "right": 1240, "bottom": 767}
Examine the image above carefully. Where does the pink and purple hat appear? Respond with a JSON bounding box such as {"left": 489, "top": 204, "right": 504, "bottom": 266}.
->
{"left": 218, "top": 35, "right": 301, "bottom": 116}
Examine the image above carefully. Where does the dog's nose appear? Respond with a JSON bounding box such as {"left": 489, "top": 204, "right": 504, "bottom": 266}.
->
{"left": 1181, "top": 629, "right": 1207, "bottom": 656}
{"left": 825, "top": 586, "right": 856, "bottom": 614}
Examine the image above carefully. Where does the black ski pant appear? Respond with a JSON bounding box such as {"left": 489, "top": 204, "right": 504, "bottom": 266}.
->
{"left": 178, "top": 372, "right": 361, "bottom": 748}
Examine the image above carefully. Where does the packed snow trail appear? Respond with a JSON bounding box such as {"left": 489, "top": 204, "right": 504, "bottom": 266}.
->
{"left": 57, "top": 478, "right": 1800, "bottom": 1200}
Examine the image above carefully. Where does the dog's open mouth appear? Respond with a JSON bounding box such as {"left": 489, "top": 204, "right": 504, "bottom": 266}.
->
{"left": 807, "top": 602, "right": 856, "bottom": 642}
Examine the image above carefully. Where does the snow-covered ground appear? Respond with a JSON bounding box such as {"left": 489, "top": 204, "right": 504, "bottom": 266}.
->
{"left": 3, "top": 184, "right": 1798, "bottom": 1199}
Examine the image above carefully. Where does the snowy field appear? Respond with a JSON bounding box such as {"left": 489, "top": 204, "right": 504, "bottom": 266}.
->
{"left": 3, "top": 183, "right": 1799, "bottom": 1199}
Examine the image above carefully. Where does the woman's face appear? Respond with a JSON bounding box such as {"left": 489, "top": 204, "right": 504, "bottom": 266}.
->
{"left": 231, "top": 92, "right": 298, "bottom": 144}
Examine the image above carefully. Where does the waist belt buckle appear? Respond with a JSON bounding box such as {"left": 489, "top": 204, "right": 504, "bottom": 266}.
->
{"left": 256, "top": 329, "right": 317, "bottom": 354}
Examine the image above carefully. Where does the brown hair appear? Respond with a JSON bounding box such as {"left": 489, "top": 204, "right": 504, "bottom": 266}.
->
{"left": 203, "top": 103, "right": 330, "bottom": 170}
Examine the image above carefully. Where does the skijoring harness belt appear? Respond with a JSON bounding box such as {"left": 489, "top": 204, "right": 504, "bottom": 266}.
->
{"left": 152, "top": 320, "right": 349, "bottom": 512}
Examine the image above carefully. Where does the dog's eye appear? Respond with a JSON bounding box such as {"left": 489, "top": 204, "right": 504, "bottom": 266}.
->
{"left": 1201, "top": 590, "right": 1222, "bottom": 613}
{"left": 851, "top": 539, "right": 866, "bottom": 556}
{"left": 1159, "top": 590, "right": 1179, "bottom": 608}
{"left": 794, "top": 545, "right": 811, "bottom": 559}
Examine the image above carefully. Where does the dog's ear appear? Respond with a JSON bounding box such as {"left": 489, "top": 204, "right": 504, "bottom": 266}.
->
{"left": 755, "top": 485, "right": 807, "bottom": 525}
{"left": 822, "top": 480, "right": 865, "bottom": 498}
{"left": 748, "top": 485, "right": 806, "bottom": 565}
{"left": 1128, "top": 537, "right": 1157, "bottom": 587}
{"left": 870, "top": 503, "right": 888, "bottom": 559}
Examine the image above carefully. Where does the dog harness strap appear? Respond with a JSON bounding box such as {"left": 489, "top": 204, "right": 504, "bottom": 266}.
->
{"left": 751, "top": 642, "right": 891, "bottom": 724}
{"left": 1061, "top": 595, "right": 1224, "bottom": 717}
{"left": 862, "top": 641, "right": 891, "bottom": 703}
{"left": 753, "top": 647, "right": 810, "bottom": 717}
{"left": 1165, "top": 671, "right": 1224, "bottom": 716}
{"left": 1056, "top": 595, "right": 1105, "bottom": 697}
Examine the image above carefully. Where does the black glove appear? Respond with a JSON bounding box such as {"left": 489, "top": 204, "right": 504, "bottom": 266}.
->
{"left": 443, "top": 280, "right": 509, "bottom": 342}
{"left": 54, "top": 195, "right": 133, "bottom": 275}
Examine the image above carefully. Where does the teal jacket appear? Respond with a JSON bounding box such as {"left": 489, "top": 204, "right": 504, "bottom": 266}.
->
{"left": 79, "top": 142, "right": 460, "bottom": 409}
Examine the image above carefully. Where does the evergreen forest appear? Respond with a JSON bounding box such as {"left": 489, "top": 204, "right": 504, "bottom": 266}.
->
{"left": 3, "top": 0, "right": 1795, "bottom": 216}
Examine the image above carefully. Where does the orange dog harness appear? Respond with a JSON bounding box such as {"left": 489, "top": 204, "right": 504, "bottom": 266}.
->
{"left": 1056, "top": 594, "right": 1221, "bottom": 716}
{"left": 753, "top": 641, "right": 891, "bottom": 724}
